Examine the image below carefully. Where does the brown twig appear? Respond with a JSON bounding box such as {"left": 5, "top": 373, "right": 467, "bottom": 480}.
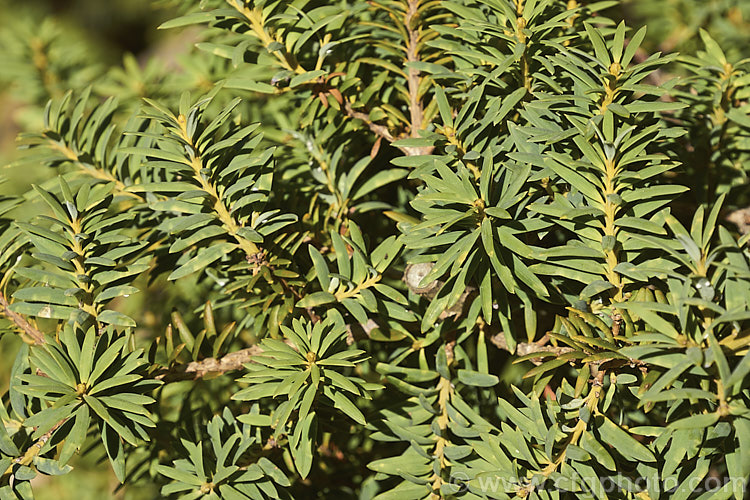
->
{"left": 402, "top": 0, "right": 435, "bottom": 157}
{"left": 0, "top": 291, "right": 46, "bottom": 345}
{"left": 342, "top": 99, "right": 395, "bottom": 144}
{"left": 157, "top": 313, "right": 384, "bottom": 381}
{"left": 489, "top": 333, "right": 574, "bottom": 363}
{"left": 341, "top": 0, "right": 435, "bottom": 157}
{"left": 405, "top": 0, "right": 424, "bottom": 138}
{"left": 154, "top": 346, "right": 263, "bottom": 383}
{"left": 3, "top": 417, "right": 69, "bottom": 478}
{"left": 278, "top": 275, "right": 320, "bottom": 323}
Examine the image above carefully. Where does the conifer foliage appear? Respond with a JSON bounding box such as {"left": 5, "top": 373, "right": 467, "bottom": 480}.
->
{"left": 1, "top": 0, "right": 750, "bottom": 498}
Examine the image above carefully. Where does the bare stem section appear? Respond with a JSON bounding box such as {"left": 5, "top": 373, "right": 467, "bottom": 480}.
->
{"left": 0, "top": 291, "right": 46, "bottom": 345}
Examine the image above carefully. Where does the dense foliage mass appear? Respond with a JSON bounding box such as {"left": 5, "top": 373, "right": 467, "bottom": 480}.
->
{"left": 1, "top": 0, "right": 750, "bottom": 498}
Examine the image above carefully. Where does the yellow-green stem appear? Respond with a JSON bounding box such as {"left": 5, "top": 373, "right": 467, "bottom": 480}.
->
{"left": 226, "top": 1, "right": 305, "bottom": 75}
{"left": 429, "top": 376, "right": 454, "bottom": 498}
{"left": 527, "top": 385, "right": 602, "bottom": 494}
{"left": 69, "top": 218, "right": 98, "bottom": 318}
{"left": 334, "top": 273, "right": 381, "bottom": 301}
{"left": 177, "top": 115, "right": 261, "bottom": 257}
{"left": 47, "top": 140, "right": 138, "bottom": 199}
